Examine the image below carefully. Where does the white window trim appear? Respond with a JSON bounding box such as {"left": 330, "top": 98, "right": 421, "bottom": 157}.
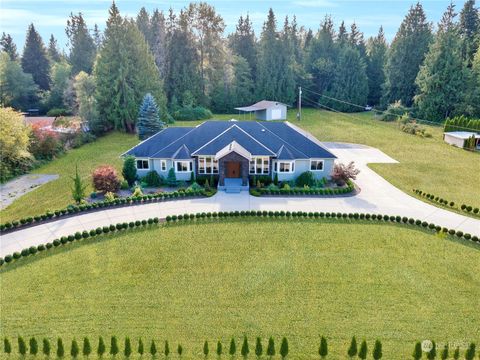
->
{"left": 160, "top": 160, "right": 167, "bottom": 171}
{"left": 249, "top": 156, "right": 270, "bottom": 175}
{"left": 136, "top": 158, "right": 150, "bottom": 170}
{"left": 197, "top": 156, "right": 219, "bottom": 175}
{"left": 175, "top": 160, "right": 192, "bottom": 173}
{"left": 310, "top": 159, "right": 324, "bottom": 171}
{"left": 276, "top": 161, "right": 295, "bottom": 173}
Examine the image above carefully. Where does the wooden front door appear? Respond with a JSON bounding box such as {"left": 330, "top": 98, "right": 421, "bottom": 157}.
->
{"left": 226, "top": 162, "right": 240, "bottom": 178}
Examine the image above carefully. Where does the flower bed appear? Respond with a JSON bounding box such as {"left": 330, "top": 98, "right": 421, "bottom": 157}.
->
{"left": 250, "top": 180, "right": 355, "bottom": 197}
{"left": 0, "top": 189, "right": 216, "bottom": 234}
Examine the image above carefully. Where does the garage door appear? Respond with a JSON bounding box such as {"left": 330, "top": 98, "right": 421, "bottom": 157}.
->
{"left": 271, "top": 109, "right": 282, "bottom": 120}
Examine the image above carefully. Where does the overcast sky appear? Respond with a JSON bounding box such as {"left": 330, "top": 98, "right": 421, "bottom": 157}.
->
{"left": 0, "top": 0, "right": 468, "bottom": 52}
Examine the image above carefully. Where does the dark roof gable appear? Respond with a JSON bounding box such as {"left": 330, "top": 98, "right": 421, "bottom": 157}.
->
{"left": 123, "top": 121, "right": 336, "bottom": 159}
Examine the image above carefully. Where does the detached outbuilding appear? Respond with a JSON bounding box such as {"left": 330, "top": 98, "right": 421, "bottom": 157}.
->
{"left": 235, "top": 100, "right": 287, "bottom": 121}
{"left": 443, "top": 131, "right": 480, "bottom": 150}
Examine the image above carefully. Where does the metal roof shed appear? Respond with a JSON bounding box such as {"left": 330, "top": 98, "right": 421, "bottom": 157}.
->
{"left": 235, "top": 100, "right": 288, "bottom": 121}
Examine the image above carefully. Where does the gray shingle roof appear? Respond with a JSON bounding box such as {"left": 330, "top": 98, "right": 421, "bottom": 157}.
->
{"left": 124, "top": 121, "right": 336, "bottom": 159}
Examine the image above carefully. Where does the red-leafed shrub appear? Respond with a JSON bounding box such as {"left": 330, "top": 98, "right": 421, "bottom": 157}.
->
{"left": 92, "top": 165, "right": 120, "bottom": 193}
{"left": 29, "top": 121, "right": 62, "bottom": 160}
{"left": 331, "top": 161, "right": 360, "bottom": 186}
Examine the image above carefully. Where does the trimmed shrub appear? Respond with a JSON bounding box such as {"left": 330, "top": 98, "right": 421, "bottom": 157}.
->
{"left": 29, "top": 337, "right": 38, "bottom": 355}
{"left": 203, "top": 340, "right": 209, "bottom": 357}
{"left": 177, "top": 344, "right": 183, "bottom": 356}
{"left": 57, "top": 338, "right": 64, "bottom": 358}
{"left": 150, "top": 340, "right": 157, "bottom": 356}
{"left": 441, "top": 343, "right": 449, "bottom": 360}
{"left": 122, "top": 156, "right": 137, "bottom": 186}
{"left": 97, "top": 337, "right": 106, "bottom": 356}
{"left": 267, "top": 337, "right": 275, "bottom": 356}
{"left": 229, "top": 338, "right": 236, "bottom": 355}
{"left": 124, "top": 337, "right": 132, "bottom": 357}
{"left": 82, "top": 338, "right": 91, "bottom": 357}
{"left": 216, "top": 341, "right": 222, "bottom": 356}
{"left": 18, "top": 337, "right": 27, "bottom": 355}
{"left": 295, "top": 171, "right": 315, "bottom": 187}
{"left": 372, "top": 340, "right": 382, "bottom": 360}
{"left": 319, "top": 336, "right": 328, "bottom": 358}
{"left": 164, "top": 340, "right": 170, "bottom": 356}
{"left": 241, "top": 336, "right": 249, "bottom": 357}
{"left": 144, "top": 170, "right": 162, "bottom": 187}
{"left": 70, "top": 339, "right": 79, "bottom": 358}
{"left": 280, "top": 337, "right": 288, "bottom": 359}
{"left": 358, "top": 340, "right": 367, "bottom": 360}
{"left": 465, "top": 343, "right": 476, "bottom": 360}
{"left": 4, "top": 338, "right": 12, "bottom": 354}
{"left": 413, "top": 342, "right": 422, "bottom": 360}
{"left": 348, "top": 336, "right": 358, "bottom": 357}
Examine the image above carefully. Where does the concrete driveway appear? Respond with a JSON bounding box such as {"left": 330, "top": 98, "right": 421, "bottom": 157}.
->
{"left": 1, "top": 143, "right": 479, "bottom": 257}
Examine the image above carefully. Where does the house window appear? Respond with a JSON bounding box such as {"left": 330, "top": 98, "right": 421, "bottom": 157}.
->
{"left": 136, "top": 159, "right": 149, "bottom": 170}
{"left": 160, "top": 160, "right": 167, "bottom": 171}
{"left": 198, "top": 157, "right": 218, "bottom": 174}
{"left": 278, "top": 161, "right": 295, "bottom": 173}
{"left": 175, "top": 161, "right": 192, "bottom": 173}
{"left": 249, "top": 157, "right": 269, "bottom": 174}
{"left": 310, "top": 160, "right": 324, "bottom": 171}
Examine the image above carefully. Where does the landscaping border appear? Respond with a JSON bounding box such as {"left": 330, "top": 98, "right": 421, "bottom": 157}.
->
{"left": 412, "top": 189, "right": 480, "bottom": 218}
{"left": 250, "top": 180, "right": 356, "bottom": 197}
{"left": 0, "top": 189, "right": 216, "bottom": 235}
{"left": 1, "top": 210, "right": 478, "bottom": 268}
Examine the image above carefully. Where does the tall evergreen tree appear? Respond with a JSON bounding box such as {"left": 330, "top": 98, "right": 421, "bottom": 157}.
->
{"left": 305, "top": 16, "right": 337, "bottom": 98}
{"left": 136, "top": 7, "right": 151, "bottom": 45}
{"left": 382, "top": 3, "right": 432, "bottom": 106}
{"left": 21, "top": 23, "right": 50, "bottom": 90}
{"left": 279, "top": 16, "right": 296, "bottom": 104}
{"left": 230, "top": 14, "right": 257, "bottom": 80}
{"left": 366, "top": 26, "right": 387, "bottom": 105}
{"left": 165, "top": 10, "right": 201, "bottom": 106}
{"left": 1, "top": 33, "right": 18, "bottom": 60}
{"left": 415, "top": 3, "right": 468, "bottom": 121}
{"left": 95, "top": 3, "right": 166, "bottom": 133}
{"left": 459, "top": 0, "right": 480, "bottom": 65}
{"left": 349, "top": 22, "right": 367, "bottom": 59}
{"left": 337, "top": 21, "right": 348, "bottom": 46}
{"left": 325, "top": 45, "right": 368, "bottom": 112}
{"left": 66, "top": 13, "right": 96, "bottom": 74}
{"left": 186, "top": 2, "right": 225, "bottom": 103}
{"left": 48, "top": 34, "right": 62, "bottom": 62}
{"left": 137, "top": 93, "right": 164, "bottom": 139}
{"left": 256, "top": 8, "right": 294, "bottom": 103}
{"left": 93, "top": 24, "right": 102, "bottom": 49}
{"left": 150, "top": 9, "right": 167, "bottom": 77}
{"left": 232, "top": 55, "right": 255, "bottom": 106}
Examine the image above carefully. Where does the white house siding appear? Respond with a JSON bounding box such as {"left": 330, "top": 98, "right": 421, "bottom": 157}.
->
{"left": 137, "top": 159, "right": 194, "bottom": 181}
{"left": 274, "top": 159, "right": 334, "bottom": 182}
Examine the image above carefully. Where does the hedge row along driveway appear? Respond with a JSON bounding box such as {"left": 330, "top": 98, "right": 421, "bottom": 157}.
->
{"left": 1, "top": 142, "right": 479, "bottom": 256}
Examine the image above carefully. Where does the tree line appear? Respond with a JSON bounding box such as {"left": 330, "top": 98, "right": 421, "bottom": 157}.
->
{"left": 1, "top": 1, "right": 479, "bottom": 135}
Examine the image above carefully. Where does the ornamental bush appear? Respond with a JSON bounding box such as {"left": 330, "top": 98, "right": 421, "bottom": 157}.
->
{"left": 92, "top": 165, "right": 121, "bottom": 193}
{"left": 319, "top": 337, "right": 328, "bottom": 358}
{"left": 280, "top": 337, "right": 288, "bottom": 359}
{"left": 372, "top": 340, "right": 382, "bottom": 360}
{"left": 267, "top": 337, "right": 275, "bottom": 356}
{"left": 348, "top": 336, "right": 358, "bottom": 357}
{"left": 57, "top": 338, "right": 64, "bottom": 358}
{"left": 295, "top": 171, "right": 315, "bottom": 187}
{"left": 150, "top": 340, "right": 157, "bottom": 356}
{"left": 216, "top": 341, "right": 222, "bottom": 356}
{"left": 229, "top": 338, "right": 236, "bottom": 355}
{"left": 70, "top": 339, "right": 79, "bottom": 358}
{"left": 29, "top": 337, "right": 38, "bottom": 355}
{"left": 241, "top": 337, "right": 249, "bottom": 357}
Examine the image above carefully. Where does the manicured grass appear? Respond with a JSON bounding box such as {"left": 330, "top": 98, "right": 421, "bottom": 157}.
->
{"left": 0, "top": 132, "right": 138, "bottom": 223}
{"left": 289, "top": 108, "right": 480, "bottom": 210}
{"left": 1, "top": 220, "right": 479, "bottom": 359}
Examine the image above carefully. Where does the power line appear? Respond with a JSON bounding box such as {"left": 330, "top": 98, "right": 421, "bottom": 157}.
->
{"left": 301, "top": 87, "right": 479, "bottom": 132}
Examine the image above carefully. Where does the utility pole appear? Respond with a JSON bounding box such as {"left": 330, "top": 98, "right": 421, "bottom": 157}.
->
{"left": 297, "top": 87, "right": 302, "bottom": 121}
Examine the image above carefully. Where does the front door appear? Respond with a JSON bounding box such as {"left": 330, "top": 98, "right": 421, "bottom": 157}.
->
{"left": 226, "top": 162, "right": 240, "bottom": 178}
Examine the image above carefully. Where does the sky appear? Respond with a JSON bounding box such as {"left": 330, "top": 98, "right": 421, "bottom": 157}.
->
{"left": 0, "top": 0, "right": 468, "bottom": 52}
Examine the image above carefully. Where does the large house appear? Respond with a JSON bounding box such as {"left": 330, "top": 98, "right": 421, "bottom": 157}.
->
{"left": 123, "top": 120, "right": 336, "bottom": 190}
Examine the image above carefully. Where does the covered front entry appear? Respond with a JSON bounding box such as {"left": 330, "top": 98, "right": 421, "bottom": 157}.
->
{"left": 218, "top": 152, "right": 249, "bottom": 187}
{"left": 226, "top": 161, "right": 241, "bottom": 178}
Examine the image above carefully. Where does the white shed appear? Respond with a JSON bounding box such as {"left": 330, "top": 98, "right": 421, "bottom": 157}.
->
{"left": 235, "top": 100, "right": 288, "bottom": 121}
{"left": 443, "top": 131, "right": 480, "bottom": 150}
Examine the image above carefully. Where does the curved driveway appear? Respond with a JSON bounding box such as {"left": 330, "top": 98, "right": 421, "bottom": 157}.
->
{"left": 1, "top": 143, "right": 479, "bottom": 257}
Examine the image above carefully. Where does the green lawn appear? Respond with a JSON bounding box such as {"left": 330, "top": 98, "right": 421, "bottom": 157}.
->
{"left": 1, "top": 220, "right": 479, "bottom": 359}
{"left": 1, "top": 109, "right": 479, "bottom": 223}
{"left": 0, "top": 132, "right": 138, "bottom": 223}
